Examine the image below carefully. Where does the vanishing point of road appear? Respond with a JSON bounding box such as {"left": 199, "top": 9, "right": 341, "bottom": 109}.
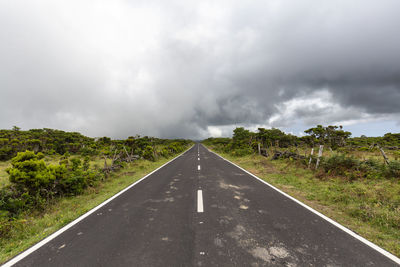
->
{"left": 4, "top": 144, "right": 400, "bottom": 266}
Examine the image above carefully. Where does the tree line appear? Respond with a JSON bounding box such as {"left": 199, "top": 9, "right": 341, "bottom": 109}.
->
{"left": 0, "top": 127, "right": 192, "bottom": 161}
{"left": 202, "top": 125, "right": 400, "bottom": 179}
{"left": 203, "top": 125, "right": 400, "bottom": 155}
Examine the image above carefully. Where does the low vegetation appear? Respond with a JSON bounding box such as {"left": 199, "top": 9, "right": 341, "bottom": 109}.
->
{"left": 203, "top": 125, "right": 400, "bottom": 257}
{"left": 0, "top": 127, "right": 192, "bottom": 263}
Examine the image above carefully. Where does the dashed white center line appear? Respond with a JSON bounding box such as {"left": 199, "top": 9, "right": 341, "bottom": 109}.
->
{"left": 198, "top": 157, "right": 200, "bottom": 161}
{"left": 198, "top": 165, "right": 201, "bottom": 170}
{"left": 197, "top": 190, "right": 204, "bottom": 213}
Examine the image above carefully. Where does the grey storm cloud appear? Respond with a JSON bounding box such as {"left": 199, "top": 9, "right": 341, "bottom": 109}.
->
{"left": 1, "top": 0, "right": 400, "bottom": 139}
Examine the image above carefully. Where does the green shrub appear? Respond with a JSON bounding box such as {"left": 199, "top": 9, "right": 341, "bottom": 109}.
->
{"left": 6, "top": 151, "right": 56, "bottom": 195}
{"left": 160, "top": 148, "right": 170, "bottom": 158}
{"left": 46, "top": 149, "right": 56, "bottom": 155}
{"left": 143, "top": 146, "right": 155, "bottom": 161}
{"left": 385, "top": 161, "right": 400, "bottom": 178}
{"left": 53, "top": 159, "right": 100, "bottom": 195}
{"left": 80, "top": 146, "right": 98, "bottom": 156}
{"left": 167, "top": 142, "right": 185, "bottom": 154}
{"left": 4, "top": 151, "right": 103, "bottom": 207}
{"left": 322, "top": 154, "right": 360, "bottom": 176}
{"left": 58, "top": 173, "right": 86, "bottom": 195}
{"left": 0, "top": 187, "right": 25, "bottom": 215}
{"left": 83, "top": 156, "right": 90, "bottom": 171}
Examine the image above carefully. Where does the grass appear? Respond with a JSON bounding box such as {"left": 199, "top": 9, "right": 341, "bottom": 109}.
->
{"left": 275, "top": 146, "right": 396, "bottom": 163}
{"left": 211, "top": 150, "right": 400, "bottom": 258}
{"left": 0, "top": 161, "right": 10, "bottom": 188}
{"left": 0, "top": 155, "right": 178, "bottom": 264}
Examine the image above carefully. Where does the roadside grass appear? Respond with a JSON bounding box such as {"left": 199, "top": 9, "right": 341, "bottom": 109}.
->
{"left": 213, "top": 151, "right": 400, "bottom": 258}
{"left": 0, "top": 156, "right": 175, "bottom": 264}
{"left": 269, "top": 147, "right": 395, "bottom": 163}
{"left": 268, "top": 147, "right": 400, "bottom": 163}
{"left": 0, "top": 161, "right": 10, "bottom": 188}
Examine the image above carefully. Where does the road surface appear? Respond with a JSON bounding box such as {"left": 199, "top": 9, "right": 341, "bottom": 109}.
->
{"left": 5, "top": 144, "right": 399, "bottom": 266}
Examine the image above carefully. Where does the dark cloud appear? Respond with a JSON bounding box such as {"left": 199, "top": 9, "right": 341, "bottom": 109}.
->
{"left": 1, "top": 0, "right": 400, "bottom": 138}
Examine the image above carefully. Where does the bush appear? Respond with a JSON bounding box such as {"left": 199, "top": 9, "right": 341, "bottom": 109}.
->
{"left": 0, "top": 187, "right": 25, "bottom": 215}
{"left": 385, "top": 161, "right": 400, "bottom": 178}
{"left": 322, "top": 154, "right": 360, "bottom": 176}
{"left": 55, "top": 157, "right": 101, "bottom": 195}
{"left": 80, "top": 146, "right": 98, "bottom": 156}
{"left": 160, "top": 148, "right": 170, "bottom": 158}
{"left": 142, "top": 146, "right": 155, "bottom": 161}
{"left": 356, "top": 159, "right": 383, "bottom": 179}
{"left": 6, "top": 151, "right": 56, "bottom": 195}
{"left": 167, "top": 142, "right": 184, "bottom": 154}
{"left": 319, "top": 154, "right": 400, "bottom": 180}
{"left": 4, "top": 152, "right": 103, "bottom": 208}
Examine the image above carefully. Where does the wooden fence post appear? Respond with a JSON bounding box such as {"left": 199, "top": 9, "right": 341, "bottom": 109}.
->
{"left": 315, "top": 145, "right": 324, "bottom": 169}
{"left": 377, "top": 145, "right": 389, "bottom": 165}
{"left": 308, "top": 148, "right": 314, "bottom": 168}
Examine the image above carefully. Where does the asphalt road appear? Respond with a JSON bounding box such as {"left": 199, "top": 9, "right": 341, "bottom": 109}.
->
{"left": 5, "top": 144, "right": 399, "bottom": 266}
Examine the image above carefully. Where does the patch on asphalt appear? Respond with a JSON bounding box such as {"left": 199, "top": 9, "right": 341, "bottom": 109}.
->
{"left": 147, "top": 197, "right": 174, "bottom": 203}
{"left": 227, "top": 224, "right": 298, "bottom": 265}
{"left": 251, "top": 247, "right": 271, "bottom": 262}
{"left": 219, "top": 216, "right": 233, "bottom": 225}
{"left": 219, "top": 181, "right": 241, "bottom": 190}
{"left": 214, "top": 237, "right": 224, "bottom": 247}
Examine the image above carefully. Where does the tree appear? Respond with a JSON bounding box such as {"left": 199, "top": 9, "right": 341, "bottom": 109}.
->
{"left": 12, "top": 126, "right": 20, "bottom": 132}
{"left": 304, "top": 125, "right": 326, "bottom": 144}
{"left": 256, "top": 128, "right": 292, "bottom": 148}
{"left": 304, "top": 125, "right": 351, "bottom": 149}
{"left": 232, "top": 127, "right": 251, "bottom": 148}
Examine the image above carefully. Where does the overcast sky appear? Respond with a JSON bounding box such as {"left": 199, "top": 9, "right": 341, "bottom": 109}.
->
{"left": 1, "top": 0, "right": 400, "bottom": 139}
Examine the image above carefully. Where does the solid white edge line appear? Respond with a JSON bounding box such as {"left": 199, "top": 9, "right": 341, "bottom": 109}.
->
{"left": 197, "top": 190, "right": 204, "bottom": 213}
{"left": 207, "top": 147, "right": 400, "bottom": 265}
{"left": 3, "top": 145, "right": 195, "bottom": 267}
